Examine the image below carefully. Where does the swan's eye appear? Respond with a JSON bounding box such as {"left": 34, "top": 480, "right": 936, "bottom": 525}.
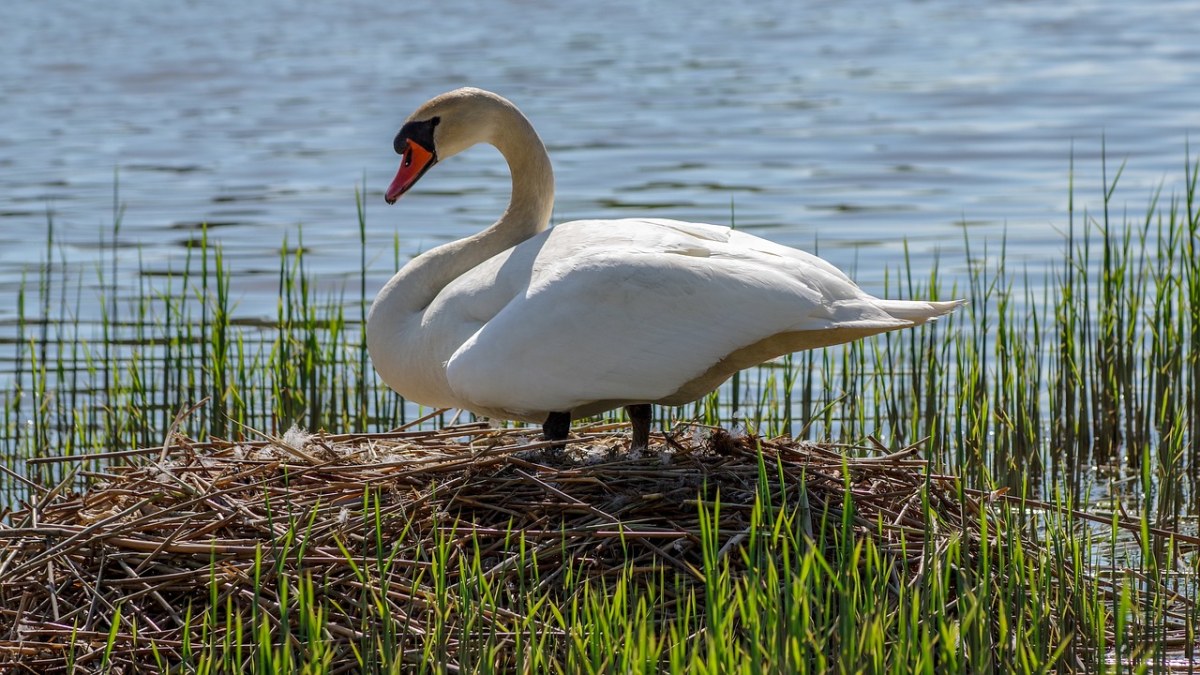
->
{"left": 403, "top": 147, "right": 413, "bottom": 167}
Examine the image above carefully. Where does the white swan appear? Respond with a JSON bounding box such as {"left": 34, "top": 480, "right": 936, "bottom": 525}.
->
{"left": 367, "top": 88, "right": 963, "bottom": 448}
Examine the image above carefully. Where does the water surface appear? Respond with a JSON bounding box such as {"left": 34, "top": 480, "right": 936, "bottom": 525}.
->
{"left": 3, "top": 1, "right": 1197, "bottom": 316}
{"left": 2, "top": 0, "right": 1198, "bottom": 427}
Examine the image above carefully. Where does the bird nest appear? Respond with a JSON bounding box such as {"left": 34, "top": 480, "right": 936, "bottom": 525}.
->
{"left": 0, "top": 421, "right": 1076, "bottom": 669}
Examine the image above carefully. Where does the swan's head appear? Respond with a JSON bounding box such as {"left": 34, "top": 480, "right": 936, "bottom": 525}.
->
{"left": 385, "top": 87, "right": 512, "bottom": 204}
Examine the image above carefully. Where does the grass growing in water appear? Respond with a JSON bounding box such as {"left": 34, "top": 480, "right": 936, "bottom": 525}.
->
{"left": 5, "top": 427, "right": 1183, "bottom": 672}
{"left": 1, "top": 153, "right": 1199, "bottom": 670}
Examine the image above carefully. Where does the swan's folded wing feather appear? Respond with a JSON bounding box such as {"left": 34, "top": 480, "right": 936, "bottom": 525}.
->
{"left": 442, "top": 233, "right": 906, "bottom": 416}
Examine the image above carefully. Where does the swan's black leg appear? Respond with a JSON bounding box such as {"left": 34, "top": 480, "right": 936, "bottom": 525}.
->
{"left": 542, "top": 411, "right": 572, "bottom": 451}
{"left": 626, "top": 404, "right": 652, "bottom": 449}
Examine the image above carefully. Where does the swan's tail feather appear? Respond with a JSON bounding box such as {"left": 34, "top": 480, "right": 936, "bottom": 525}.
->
{"left": 875, "top": 298, "right": 967, "bottom": 324}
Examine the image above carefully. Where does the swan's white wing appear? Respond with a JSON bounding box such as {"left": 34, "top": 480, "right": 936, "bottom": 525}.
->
{"left": 441, "top": 219, "right": 923, "bottom": 417}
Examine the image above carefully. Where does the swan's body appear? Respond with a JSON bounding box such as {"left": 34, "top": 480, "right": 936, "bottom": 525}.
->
{"left": 368, "top": 88, "right": 962, "bottom": 444}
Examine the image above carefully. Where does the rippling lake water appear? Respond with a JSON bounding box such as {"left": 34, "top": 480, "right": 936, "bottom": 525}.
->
{"left": 2, "top": 5, "right": 1199, "bottom": 659}
{"left": 2, "top": 0, "right": 1199, "bottom": 419}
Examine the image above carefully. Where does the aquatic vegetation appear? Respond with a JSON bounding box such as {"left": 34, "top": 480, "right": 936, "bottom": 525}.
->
{"left": 5, "top": 427, "right": 1191, "bottom": 672}
{"left": 0, "top": 153, "right": 1198, "bottom": 671}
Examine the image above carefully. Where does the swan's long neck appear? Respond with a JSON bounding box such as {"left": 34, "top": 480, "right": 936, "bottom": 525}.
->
{"left": 374, "top": 102, "right": 555, "bottom": 317}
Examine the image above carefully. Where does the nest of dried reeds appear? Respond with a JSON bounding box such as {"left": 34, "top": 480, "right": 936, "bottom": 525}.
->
{"left": 0, "top": 421, "right": 1025, "bottom": 670}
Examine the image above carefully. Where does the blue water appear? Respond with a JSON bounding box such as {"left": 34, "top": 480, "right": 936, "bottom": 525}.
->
{"left": 3, "top": 1, "right": 1199, "bottom": 631}
{"left": 1, "top": 0, "right": 1197, "bottom": 329}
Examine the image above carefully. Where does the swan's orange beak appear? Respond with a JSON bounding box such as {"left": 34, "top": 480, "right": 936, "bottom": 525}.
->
{"left": 385, "top": 140, "right": 436, "bottom": 204}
